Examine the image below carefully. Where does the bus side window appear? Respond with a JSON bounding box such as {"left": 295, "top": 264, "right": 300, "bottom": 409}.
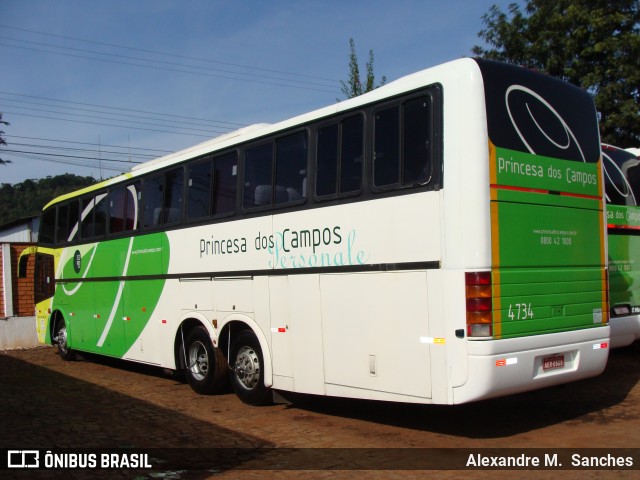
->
{"left": 374, "top": 106, "right": 401, "bottom": 187}
{"left": 143, "top": 169, "right": 183, "bottom": 227}
{"left": 373, "top": 95, "right": 432, "bottom": 188}
{"left": 275, "top": 131, "right": 307, "bottom": 204}
{"left": 67, "top": 201, "right": 79, "bottom": 242}
{"left": 80, "top": 197, "right": 95, "bottom": 238}
{"left": 55, "top": 203, "right": 69, "bottom": 244}
{"left": 39, "top": 208, "right": 56, "bottom": 246}
{"left": 81, "top": 193, "right": 108, "bottom": 238}
{"left": 163, "top": 168, "right": 184, "bottom": 224}
{"left": 316, "top": 123, "right": 339, "bottom": 196}
{"left": 109, "top": 186, "right": 127, "bottom": 234}
{"left": 126, "top": 183, "right": 140, "bottom": 230}
{"left": 109, "top": 185, "right": 139, "bottom": 234}
{"left": 243, "top": 143, "right": 273, "bottom": 209}
{"left": 93, "top": 194, "right": 108, "bottom": 237}
{"left": 213, "top": 152, "right": 237, "bottom": 215}
{"left": 188, "top": 159, "right": 212, "bottom": 221}
{"left": 143, "top": 175, "right": 164, "bottom": 227}
{"left": 317, "top": 115, "right": 363, "bottom": 198}
{"left": 403, "top": 96, "right": 432, "bottom": 184}
{"left": 340, "top": 115, "right": 363, "bottom": 194}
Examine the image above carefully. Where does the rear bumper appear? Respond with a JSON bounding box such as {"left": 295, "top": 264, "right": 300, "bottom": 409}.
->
{"left": 452, "top": 326, "right": 610, "bottom": 404}
{"left": 609, "top": 315, "right": 640, "bottom": 349}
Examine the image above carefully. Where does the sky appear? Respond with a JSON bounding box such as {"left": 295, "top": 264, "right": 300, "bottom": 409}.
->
{"left": 1, "top": 0, "right": 513, "bottom": 185}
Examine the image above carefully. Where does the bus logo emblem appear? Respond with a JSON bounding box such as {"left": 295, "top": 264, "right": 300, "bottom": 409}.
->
{"left": 73, "top": 250, "right": 82, "bottom": 273}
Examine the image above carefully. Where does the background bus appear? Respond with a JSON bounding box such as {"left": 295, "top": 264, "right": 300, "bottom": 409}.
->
{"left": 603, "top": 143, "right": 640, "bottom": 348}
{"left": 30, "top": 58, "right": 609, "bottom": 405}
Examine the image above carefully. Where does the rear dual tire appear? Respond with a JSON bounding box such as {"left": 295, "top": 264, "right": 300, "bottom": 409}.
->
{"left": 230, "top": 330, "right": 272, "bottom": 405}
{"left": 183, "top": 326, "right": 228, "bottom": 394}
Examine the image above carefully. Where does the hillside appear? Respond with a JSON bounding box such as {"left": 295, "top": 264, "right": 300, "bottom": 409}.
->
{"left": 0, "top": 173, "right": 97, "bottom": 226}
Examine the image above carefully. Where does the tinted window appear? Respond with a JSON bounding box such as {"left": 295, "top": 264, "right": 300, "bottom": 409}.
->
{"left": 374, "top": 96, "right": 432, "bottom": 188}
{"left": 316, "top": 123, "right": 339, "bottom": 196}
{"left": 109, "top": 187, "right": 127, "bottom": 233}
{"left": 164, "top": 169, "right": 184, "bottom": 224}
{"left": 316, "top": 116, "right": 363, "bottom": 198}
{"left": 80, "top": 193, "right": 107, "bottom": 239}
{"left": 243, "top": 143, "right": 273, "bottom": 209}
{"left": 143, "top": 175, "right": 164, "bottom": 228}
{"left": 476, "top": 58, "right": 600, "bottom": 163}
{"left": 39, "top": 208, "right": 56, "bottom": 245}
{"left": 275, "top": 132, "right": 307, "bottom": 204}
{"left": 213, "top": 152, "right": 237, "bottom": 215}
{"left": 55, "top": 204, "right": 69, "bottom": 244}
{"left": 188, "top": 160, "right": 212, "bottom": 220}
{"left": 66, "top": 201, "right": 79, "bottom": 242}
{"left": 403, "top": 96, "right": 431, "bottom": 184}
{"left": 340, "top": 115, "right": 363, "bottom": 193}
{"left": 142, "top": 169, "right": 184, "bottom": 227}
{"left": 93, "top": 194, "right": 108, "bottom": 237}
{"left": 125, "top": 183, "right": 140, "bottom": 230}
{"left": 108, "top": 184, "right": 138, "bottom": 234}
{"left": 374, "top": 106, "right": 400, "bottom": 186}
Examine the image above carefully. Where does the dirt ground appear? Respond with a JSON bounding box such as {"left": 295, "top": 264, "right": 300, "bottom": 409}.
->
{"left": 1, "top": 343, "right": 639, "bottom": 480}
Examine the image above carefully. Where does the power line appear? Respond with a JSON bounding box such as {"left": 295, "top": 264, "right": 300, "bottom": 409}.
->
{"left": 0, "top": 24, "right": 340, "bottom": 84}
{"left": 0, "top": 96, "right": 240, "bottom": 131}
{"left": 3, "top": 151, "right": 128, "bottom": 174}
{"left": 3, "top": 149, "right": 143, "bottom": 164}
{"left": 7, "top": 134, "right": 173, "bottom": 155}
{"left": 8, "top": 142, "right": 156, "bottom": 160}
{"left": 0, "top": 91, "right": 247, "bottom": 128}
{"left": 2, "top": 111, "right": 215, "bottom": 138}
{"left": 0, "top": 35, "right": 338, "bottom": 90}
{"left": 0, "top": 38, "right": 339, "bottom": 94}
{"left": 1, "top": 105, "right": 226, "bottom": 135}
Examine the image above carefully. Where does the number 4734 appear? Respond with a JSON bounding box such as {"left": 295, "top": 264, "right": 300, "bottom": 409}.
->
{"left": 508, "top": 303, "right": 534, "bottom": 320}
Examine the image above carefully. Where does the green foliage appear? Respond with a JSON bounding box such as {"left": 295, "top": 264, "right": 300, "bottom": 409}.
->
{"left": 0, "top": 174, "right": 96, "bottom": 226}
{"left": 473, "top": 0, "right": 640, "bottom": 147}
{"left": 340, "top": 38, "right": 387, "bottom": 99}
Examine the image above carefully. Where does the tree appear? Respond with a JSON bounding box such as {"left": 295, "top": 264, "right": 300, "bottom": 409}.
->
{"left": 340, "top": 38, "right": 387, "bottom": 99}
{"left": 0, "top": 174, "right": 96, "bottom": 226}
{"left": 472, "top": 0, "right": 640, "bottom": 147}
{"left": 0, "top": 113, "right": 9, "bottom": 165}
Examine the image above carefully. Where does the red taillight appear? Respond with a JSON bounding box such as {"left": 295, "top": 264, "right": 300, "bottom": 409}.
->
{"left": 465, "top": 271, "right": 491, "bottom": 285}
{"left": 466, "top": 271, "right": 493, "bottom": 338}
{"left": 466, "top": 297, "right": 492, "bottom": 311}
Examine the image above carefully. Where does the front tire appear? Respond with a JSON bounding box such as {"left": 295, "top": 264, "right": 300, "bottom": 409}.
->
{"left": 183, "top": 326, "right": 228, "bottom": 394}
{"left": 230, "top": 330, "right": 271, "bottom": 405}
{"left": 53, "top": 316, "right": 74, "bottom": 361}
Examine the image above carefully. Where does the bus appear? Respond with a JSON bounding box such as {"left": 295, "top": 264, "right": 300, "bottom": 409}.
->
{"left": 603, "top": 144, "right": 640, "bottom": 348}
{"left": 28, "top": 58, "right": 609, "bottom": 405}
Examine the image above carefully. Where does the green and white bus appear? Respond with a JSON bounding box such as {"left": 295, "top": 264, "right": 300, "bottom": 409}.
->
{"left": 30, "top": 58, "right": 609, "bottom": 405}
{"left": 603, "top": 143, "right": 640, "bottom": 348}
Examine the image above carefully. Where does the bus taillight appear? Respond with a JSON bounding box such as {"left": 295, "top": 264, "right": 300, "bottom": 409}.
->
{"left": 465, "top": 271, "right": 493, "bottom": 338}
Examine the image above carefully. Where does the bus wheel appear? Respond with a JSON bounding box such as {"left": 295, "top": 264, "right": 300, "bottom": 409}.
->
{"left": 230, "top": 330, "right": 272, "bottom": 405}
{"left": 184, "top": 326, "right": 228, "bottom": 394}
{"left": 54, "top": 317, "right": 74, "bottom": 361}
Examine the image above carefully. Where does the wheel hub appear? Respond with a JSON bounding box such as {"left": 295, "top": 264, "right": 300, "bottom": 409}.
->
{"left": 234, "top": 346, "right": 260, "bottom": 390}
{"left": 188, "top": 340, "right": 209, "bottom": 381}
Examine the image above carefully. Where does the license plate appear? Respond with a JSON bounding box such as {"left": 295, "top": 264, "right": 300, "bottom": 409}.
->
{"left": 543, "top": 355, "right": 565, "bottom": 371}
